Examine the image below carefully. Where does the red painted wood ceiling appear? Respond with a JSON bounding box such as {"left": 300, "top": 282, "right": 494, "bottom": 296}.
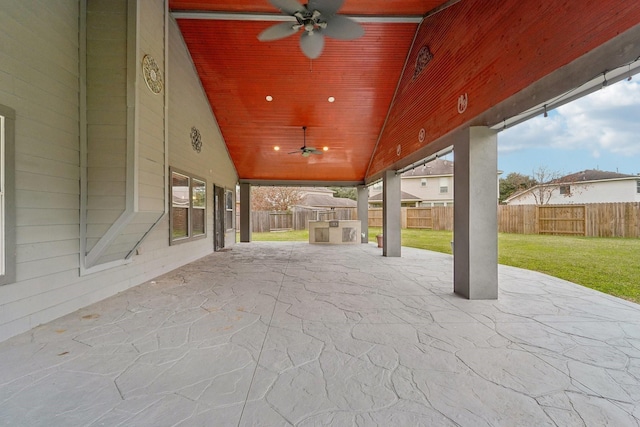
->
{"left": 170, "top": 0, "right": 450, "bottom": 183}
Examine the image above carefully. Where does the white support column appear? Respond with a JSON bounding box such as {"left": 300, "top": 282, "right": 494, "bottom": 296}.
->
{"left": 382, "top": 170, "right": 401, "bottom": 257}
{"left": 239, "top": 183, "right": 251, "bottom": 243}
{"left": 453, "top": 127, "right": 498, "bottom": 299}
{"left": 357, "top": 185, "right": 369, "bottom": 243}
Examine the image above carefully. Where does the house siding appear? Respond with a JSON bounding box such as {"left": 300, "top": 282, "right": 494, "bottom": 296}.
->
{"left": 507, "top": 179, "right": 640, "bottom": 205}
{"left": 0, "top": 0, "right": 238, "bottom": 342}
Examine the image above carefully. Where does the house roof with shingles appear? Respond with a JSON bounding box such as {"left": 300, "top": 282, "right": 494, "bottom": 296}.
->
{"left": 551, "top": 169, "right": 637, "bottom": 183}
{"left": 298, "top": 194, "right": 356, "bottom": 208}
{"left": 368, "top": 191, "right": 421, "bottom": 202}
{"left": 400, "top": 159, "right": 453, "bottom": 177}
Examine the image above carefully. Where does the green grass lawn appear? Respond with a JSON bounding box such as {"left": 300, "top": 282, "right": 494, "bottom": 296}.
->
{"left": 249, "top": 228, "right": 640, "bottom": 304}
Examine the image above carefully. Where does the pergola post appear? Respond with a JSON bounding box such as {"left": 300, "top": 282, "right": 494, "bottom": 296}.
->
{"left": 382, "top": 170, "right": 401, "bottom": 257}
{"left": 453, "top": 126, "right": 498, "bottom": 299}
{"left": 357, "top": 185, "right": 369, "bottom": 243}
{"left": 239, "top": 183, "right": 251, "bottom": 243}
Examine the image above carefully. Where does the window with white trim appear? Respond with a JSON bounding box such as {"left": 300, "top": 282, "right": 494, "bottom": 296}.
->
{"left": 439, "top": 177, "right": 449, "bottom": 194}
{"left": 170, "top": 168, "right": 206, "bottom": 244}
{"left": 636, "top": 180, "right": 639, "bottom": 194}
{"left": 225, "top": 189, "right": 234, "bottom": 230}
{"left": 420, "top": 178, "right": 427, "bottom": 187}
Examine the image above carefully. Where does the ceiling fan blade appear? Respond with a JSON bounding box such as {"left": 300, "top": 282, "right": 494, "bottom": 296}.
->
{"left": 299, "top": 31, "right": 324, "bottom": 59}
{"left": 308, "top": 0, "right": 344, "bottom": 16}
{"left": 269, "top": 0, "right": 305, "bottom": 15}
{"left": 258, "top": 22, "right": 299, "bottom": 41}
{"left": 302, "top": 151, "right": 311, "bottom": 157}
{"left": 322, "top": 15, "right": 364, "bottom": 40}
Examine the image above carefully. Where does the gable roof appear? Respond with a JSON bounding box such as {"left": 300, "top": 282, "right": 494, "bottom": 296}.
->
{"left": 553, "top": 169, "right": 637, "bottom": 183}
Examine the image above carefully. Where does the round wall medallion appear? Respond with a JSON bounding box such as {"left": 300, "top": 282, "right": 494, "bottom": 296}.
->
{"left": 413, "top": 45, "right": 433, "bottom": 80}
{"left": 190, "top": 126, "right": 202, "bottom": 153}
{"left": 418, "top": 128, "right": 426, "bottom": 143}
{"left": 142, "top": 54, "right": 163, "bottom": 94}
{"left": 457, "top": 93, "right": 468, "bottom": 114}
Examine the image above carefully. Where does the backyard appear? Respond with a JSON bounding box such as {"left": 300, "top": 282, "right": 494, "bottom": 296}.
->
{"left": 249, "top": 228, "right": 640, "bottom": 304}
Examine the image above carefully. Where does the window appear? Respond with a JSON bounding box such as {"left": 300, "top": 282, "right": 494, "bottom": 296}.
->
{"left": 636, "top": 180, "right": 640, "bottom": 194}
{"left": 559, "top": 185, "right": 571, "bottom": 195}
{"left": 420, "top": 178, "right": 427, "bottom": 187}
{"left": 439, "top": 177, "right": 449, "bottom": 194}
{"left": 170, "top": 168, "right": 206, "bottom": 244}
{"left": 0, "top": 105, "right": 15, "bottom": 285}
{"left": 192, "top": 179, "right": 206, "bottom": 236}
{"left": 225, "top": 189, "right": 234, "bottom": 230}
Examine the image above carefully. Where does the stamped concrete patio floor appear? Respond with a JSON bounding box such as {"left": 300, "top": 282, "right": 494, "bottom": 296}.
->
{"left": 1, "top": 242, "right": 640, "bottom": 426}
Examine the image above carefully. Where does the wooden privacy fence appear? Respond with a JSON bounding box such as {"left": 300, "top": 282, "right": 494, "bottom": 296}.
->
{"left": 366, "top": 203, "right": 640, "bottom": 237}
{"left": 248, "top": 203, "right": 639, "bottom": 236}
{"left": 251, "top": 207, "right": 356, "bottom": 232}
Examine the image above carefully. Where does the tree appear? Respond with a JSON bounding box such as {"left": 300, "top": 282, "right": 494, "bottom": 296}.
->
{"left": 529, "top": 165, "right": 563, "bottom": 205}
{"left": 499, "top": 172, "right": 537, "bottom": 203}
{"left": 329, "top": 187, "right": 357, "bottom": 201}
{"left": 251, "top": 186, "right": 302, "bottom": 211}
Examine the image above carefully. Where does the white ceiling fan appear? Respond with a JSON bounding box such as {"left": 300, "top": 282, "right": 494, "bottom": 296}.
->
{"left": 257, "top": 0, "right": 365, "bottom": 59}
{"left": 288, "top": 126, "right": 323, "bottom": 157}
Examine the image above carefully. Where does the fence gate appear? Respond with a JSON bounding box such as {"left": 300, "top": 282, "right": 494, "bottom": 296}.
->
{"left": 537, "top": 205, "right": 586, "bottom": 236}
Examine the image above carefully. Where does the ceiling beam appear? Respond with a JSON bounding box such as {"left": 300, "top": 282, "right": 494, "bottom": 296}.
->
{"left": 170, "top": 11, "right": 423, "bottom": 24}
{"left": 238, "top": 179, "right": 365, "bottom": 187}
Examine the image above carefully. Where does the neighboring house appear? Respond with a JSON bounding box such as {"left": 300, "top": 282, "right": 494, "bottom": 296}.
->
{"left": 296, "top": 187, "right": 357, "bottom": 209}
{"left": 505, "top": 170, "right": 640, "bottom": 205}
{"left": 369, "top": 159, "right": 455, "bottom": 207}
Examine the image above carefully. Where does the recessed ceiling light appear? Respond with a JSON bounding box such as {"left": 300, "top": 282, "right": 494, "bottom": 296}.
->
{"left": 274, "top": 146, "right": 280, "bottom": 151}
{"left": 266, "top": 95, "right": 273, "bottom": 102}
{"left": 328, "top": 96, "right": 335, "bottom": 103}
{"left": 323, "top": 146, "right": 329, "bottom": 151}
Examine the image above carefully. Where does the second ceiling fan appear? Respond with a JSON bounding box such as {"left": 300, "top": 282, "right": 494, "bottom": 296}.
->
{"left": 257, "top": 0, "right": 365, "bottom": 59}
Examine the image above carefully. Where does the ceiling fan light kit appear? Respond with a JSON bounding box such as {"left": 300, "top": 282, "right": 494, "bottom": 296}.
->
{"left": 258, "top": 0, "right": 365, "bottom": 59}
{"left": 288, "top": 126, "right": 323, "bottom": 157}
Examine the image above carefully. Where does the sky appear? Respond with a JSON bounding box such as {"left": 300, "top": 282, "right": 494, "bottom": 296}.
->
{"left": 496, "top": 77, "right": 640, "bottom": 178}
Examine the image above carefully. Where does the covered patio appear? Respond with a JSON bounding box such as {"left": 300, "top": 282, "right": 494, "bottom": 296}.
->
{"left": 1, "top": 242, "right": 638, "bottom": 426}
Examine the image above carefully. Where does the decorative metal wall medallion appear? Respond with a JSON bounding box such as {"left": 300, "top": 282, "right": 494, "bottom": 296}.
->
{"left": 418, "top": 128, "right": 426, "bottom": 143}
{"left": 396, "top": 144, "right": 402, "bottom": 156}
{"left": 142, "top": 54, "right": 163, "bottom": 94}
{"left": 190, "top": 126, "right": 202, "bottom": 153}
{"left": 413, "top": 45, "right": 433, "bottom": 80}
{"left": 457, "top": 93, "right": 468, "bottom": 114}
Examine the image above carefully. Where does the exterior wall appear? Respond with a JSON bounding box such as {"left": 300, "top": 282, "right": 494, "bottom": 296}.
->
{"left": 368, "top": 175, "right": 454, "bottom": 206}
{"left": 507, "top": 179, "right": 640, "bottom": 205}
{"left": 167, "top": 14, "right": 237, "bottom": 246}
{"left": 0, "top": 0, "right": 238, "bottom": 342}
{"left": 85, "top": 0, "right": 128, "bottom": 254}
{"left": 401, "top": 176, "right": 454, "bottom": 206}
